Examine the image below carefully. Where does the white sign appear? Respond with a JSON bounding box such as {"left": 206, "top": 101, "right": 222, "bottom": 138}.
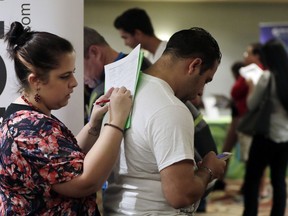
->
{"left": 0, "top": 0, "right": 84, "bottom": 134}
{"left": 239, "top": 63, "right": 263, "bottom": 85}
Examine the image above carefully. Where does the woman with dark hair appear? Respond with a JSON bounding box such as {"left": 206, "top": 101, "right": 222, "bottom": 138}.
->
{"left": 0, "top": 21, "right": 132, "bottom": 215}
{"left": 242, "top": 39, "right": 288, "bottom": 216}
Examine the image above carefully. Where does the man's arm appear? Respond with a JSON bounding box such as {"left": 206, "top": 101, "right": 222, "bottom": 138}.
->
{"left": 160, "top": 152, "right": 226, "bottom": 209}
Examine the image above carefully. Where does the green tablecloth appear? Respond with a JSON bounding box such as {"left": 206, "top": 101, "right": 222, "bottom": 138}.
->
{"left": 205, "top": 116, "right": 245, "bottom": 180}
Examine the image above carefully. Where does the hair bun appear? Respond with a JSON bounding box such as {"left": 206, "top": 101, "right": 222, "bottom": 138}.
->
{"left": 4, "top": 21, "right": 32, "bottom": 58}
{"left": 9, "top": 22, "right": 25, "bottom": 45}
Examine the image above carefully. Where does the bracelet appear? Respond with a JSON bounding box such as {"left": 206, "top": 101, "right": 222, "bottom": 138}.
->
{"left": 104, "top": 123, "right": 124, "bottom": 135}
{"left": 199, "top": 166, "right": 213, "bottom": 181}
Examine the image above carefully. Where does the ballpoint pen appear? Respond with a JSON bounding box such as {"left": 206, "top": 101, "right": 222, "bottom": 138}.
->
{"left": 95, "top": 99, "right": 110, "bottom": 105}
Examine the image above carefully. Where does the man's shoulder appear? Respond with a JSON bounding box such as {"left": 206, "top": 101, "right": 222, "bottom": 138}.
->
{"left": 158, "top": 40, "right": 167, "bottom": 52}
{"left": 141, "top": 57, "right": 152, "bottom": 70}
{"left": 136, "top": 75, "right": 188, "bottom": 112}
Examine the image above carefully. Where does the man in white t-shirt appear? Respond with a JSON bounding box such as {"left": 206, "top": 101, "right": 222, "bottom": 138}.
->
{"left": 113, "top": 8, "right": 167, "bottom": 63}
{"left": 103, "top": 27, "right": 226, "bottom": 215}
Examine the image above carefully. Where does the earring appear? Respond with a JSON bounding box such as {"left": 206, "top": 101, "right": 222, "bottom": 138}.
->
{"left": 34, "top": 88, "right": 41, "bottom": 103}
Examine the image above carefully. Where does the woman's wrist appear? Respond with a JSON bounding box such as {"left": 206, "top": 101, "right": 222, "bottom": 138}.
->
{"left": 89, "top": 119, "right": 103, "bottom": 128}
{"left": 108, "top": 119, "right": 126, "bottom": 130}
{"left": 88, "top": 121, "right": 101, "bottom": 136}
{"left": 104, "top": 123, "right": 124, "bottom": 135}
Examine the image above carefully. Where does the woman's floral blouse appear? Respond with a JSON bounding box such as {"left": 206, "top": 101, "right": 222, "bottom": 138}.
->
{"left": 0, "top": 104, "right": 100, "bottom": 215}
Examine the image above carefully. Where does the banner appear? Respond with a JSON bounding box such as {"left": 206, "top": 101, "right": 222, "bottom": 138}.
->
{"left": 0, "top": 0, "right": 84, "bottom": 134}
{"left": 260, "top": 22, "right": 288, "bottom": 50}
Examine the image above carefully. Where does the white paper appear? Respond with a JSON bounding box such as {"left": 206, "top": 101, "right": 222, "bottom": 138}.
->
{"left": 104, "top": 44, "right": 141, "bottom": 96}
{"left": 104, "top": 44, "right": 142, "bottom": 129}
{"left": 239, "top": 63, "right": 263, "bottom": 84}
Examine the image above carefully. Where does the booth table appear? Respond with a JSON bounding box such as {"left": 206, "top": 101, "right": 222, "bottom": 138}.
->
{"left": 205, "top": 115, "right": 245, "bottom": 180}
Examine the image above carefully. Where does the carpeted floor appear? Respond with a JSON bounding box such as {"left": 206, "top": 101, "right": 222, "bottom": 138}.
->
{"left": 196, "top": 178, "right": 288, "bottom": 216}
{"left": 98, "top": 178, "right": 288, "bottom": 215}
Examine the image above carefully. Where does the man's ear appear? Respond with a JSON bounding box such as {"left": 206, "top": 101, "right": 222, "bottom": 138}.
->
{"left": 188, "top": 58, "right": 202, "bottom": 74}
{"left": 88, "top": 45, "right": 100, "bottom": 59}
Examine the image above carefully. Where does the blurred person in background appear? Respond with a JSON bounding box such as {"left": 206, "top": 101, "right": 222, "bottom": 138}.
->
{"left": 213, "top": 61, "right": 245, "bottom": 190}
{"left": 242, "top": 39, "right": 288, "bottom": 216}
{"left": 83, "top": 26, "right": 151, "bottom": 123}
{"left": 114, "top": 7, "right": 167, "bottom": 63}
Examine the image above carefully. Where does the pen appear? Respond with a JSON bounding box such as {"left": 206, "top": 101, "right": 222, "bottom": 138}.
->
{"left": 95, "top": 99, "right": 110, "bottom": 105}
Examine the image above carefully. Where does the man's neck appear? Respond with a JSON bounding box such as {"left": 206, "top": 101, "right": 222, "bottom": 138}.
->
{"left": 142, "top": 37, "right": 162, "bottom": 54}
{"left": 105, "top": 48, "right": 119, "bottom": 64}
{"left": 145, "top": 56, "right": 178, "bottom": 91}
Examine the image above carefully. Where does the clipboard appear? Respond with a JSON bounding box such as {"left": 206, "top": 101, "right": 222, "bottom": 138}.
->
{"left": 104, "top": 44, "right": 144, "bottom": 129}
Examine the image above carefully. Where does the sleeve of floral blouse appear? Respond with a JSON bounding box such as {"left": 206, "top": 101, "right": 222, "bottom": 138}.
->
{"left": 15, "top": 113, "right": 85, "bottom": 185}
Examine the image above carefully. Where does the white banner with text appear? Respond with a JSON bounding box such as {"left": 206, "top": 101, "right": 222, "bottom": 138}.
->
{"left": 0, "top": 0, "right": 84, "bottom": 134}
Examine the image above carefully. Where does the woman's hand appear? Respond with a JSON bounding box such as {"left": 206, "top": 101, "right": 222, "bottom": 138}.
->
{"left": 89, "top": 88, "right": 114, "bottom": 127}
{"left": 108, "top": 87, "right": 132, "bottom": 128}
{"left": 89, "top": 87, "right": 132, "bottom": 128}
{"left": 53, "top": 87, "right": 132, "bottom": 198}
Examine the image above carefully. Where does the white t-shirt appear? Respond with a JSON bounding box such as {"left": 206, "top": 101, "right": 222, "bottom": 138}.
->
{"left": 146, "top": 40, "right": 167, "bottom": 63}
{"left": 103, "top": 73, "right": 197, "bottom": 215}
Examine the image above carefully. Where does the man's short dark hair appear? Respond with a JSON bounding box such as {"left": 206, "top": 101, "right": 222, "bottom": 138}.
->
{"left": 164, "top": 27, "right": 222, "bottom": 73}
{"left": 114, "top": 8, "right": 154, "bottom": 36}
{"left": 84, "top": 26, "right": 109, "bottom": 58}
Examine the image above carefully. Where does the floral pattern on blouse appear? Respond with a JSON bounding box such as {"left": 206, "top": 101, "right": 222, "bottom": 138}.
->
{"left": 0, "top": 104, "right": 100, "bottom": 215}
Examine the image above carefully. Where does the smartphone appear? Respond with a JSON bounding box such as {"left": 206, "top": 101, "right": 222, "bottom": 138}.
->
{"left": 217, "top": 152, "right": 232, "bottom": 161}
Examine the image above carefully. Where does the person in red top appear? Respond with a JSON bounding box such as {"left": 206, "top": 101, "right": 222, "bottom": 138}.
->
{"left": 213, "top": 61, "right": 245, "bottom": 190}
{"left": 233, "top": 42, "right": 266, "bottom": 118}
{"left": 215, "top": 42, "right": 266, "bottom": 191}
{"left": 231, "top": 64, "right": 249, "bottom": 117}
